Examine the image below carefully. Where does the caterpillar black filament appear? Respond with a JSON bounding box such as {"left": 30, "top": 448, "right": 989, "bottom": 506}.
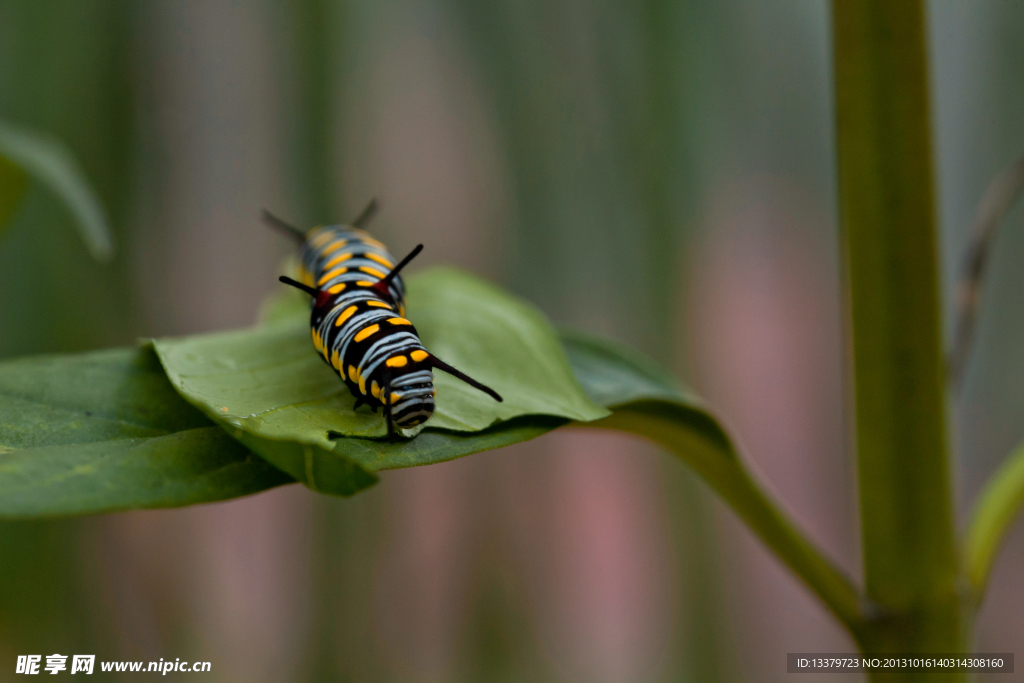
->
{"left": 264, "top": 200, "right": 502, "bottom": 438}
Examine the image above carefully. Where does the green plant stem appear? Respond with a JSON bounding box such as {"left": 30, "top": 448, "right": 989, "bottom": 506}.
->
{"left": 832, "top": 0, "right": 963, "bottom": 663}
{"left": 966, "top": 440, "right": 1024, "bottom": 596}
{"left": 589, "top": 404, "right": 867, "bottom": 640}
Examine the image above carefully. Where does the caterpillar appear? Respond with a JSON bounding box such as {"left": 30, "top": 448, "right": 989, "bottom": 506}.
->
{"left": 263, "top": 200, "right": 502, "bottom": 439}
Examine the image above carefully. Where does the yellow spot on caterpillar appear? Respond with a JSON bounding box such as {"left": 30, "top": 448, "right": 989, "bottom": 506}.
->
{"left": 358, "top": 374, "right": 366, "bottom": 394}
{"left": 348, "top": 365, "right": 358, "bottom": 382}
{"left": 323, "top": 253, "right": 353, "bottom": 269}
{"left": 390, "top": 392, "right": 402, "bottom": 404}
{"left": 364, "top": 253, "right": 393, "bottom": 268}
{"left": 318, "top": 268, "right": 346, "bottom": 286}
{"left": 335, "top": 305, "right": 358, "bottom": 326}
{"left": 363, "top": 237, "right": 387, "bottom": 250}
{"left": 366, "top": 300, "right": 391, "bottom": 308}
{"left": 356, "top": 280, "right": 374, "bottom": 287}
{"left": 359, "top": 265, "right": 386, "bottom": 279}
{"left": 321, "top": 240, "right": 348, "bottom": 256}
{"left": 311, "top": 328, "right": 321, "bottom": 351}
{"left": 386, "top": 355, "right": 408, "bottom": 368}
{"left": 371, "top": 381, "right": 380, "bottom": 398}
{"left": 399, "top": 304, "right": 406, "bottom": 317}
{"left": 327, "top": 283, "right": 346, "bottom": 294}
{"left": 432, "top": 389, "right": 437, "bottom": 397}
{"left": 411, "top": 350, "right": 428, "bottom": 362}
{"left": 354, "top": 324, "right": 379, "bottom": 342}
{"left": 331, "top": 350, "right": 340, "bottom": 370}
{"left": 389, "top": 317, "right": 412, "bottom": 326}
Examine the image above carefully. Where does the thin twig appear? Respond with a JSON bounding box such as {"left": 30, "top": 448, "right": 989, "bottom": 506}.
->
{"left": 949, "top": 155, "right": 1024, "bottom": 391}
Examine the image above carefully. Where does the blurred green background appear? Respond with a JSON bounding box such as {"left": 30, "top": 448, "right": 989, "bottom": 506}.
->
{"left": 1, "top": 1, "right": 1022, "bottom": 681}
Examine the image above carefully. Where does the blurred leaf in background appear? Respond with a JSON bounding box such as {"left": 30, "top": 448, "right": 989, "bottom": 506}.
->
{"left": 0, "top": 0, "right": 139, "bottom": 359}
{"left": 0, "top": 0, "right": 141, "bottom": 665}
{"left": 0, "top": 119, "right": 113, "bottom": 261}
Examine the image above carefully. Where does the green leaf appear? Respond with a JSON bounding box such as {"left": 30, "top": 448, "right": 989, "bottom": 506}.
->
{"left": 234, "top": 415, "right": 566, "bottom": 494}
{"left": 402, "top": 268, "right": 609, "bottom": 430}
{"left": 0, "top": 347, "right": 293, "bottom": 518}
{"left": 560, "top": 329, "right": 866, "bottom": 639}
{"left": 160, "top": 265, "right": 866, "bottom": 636}
{"left": 965, "top": 439, "right": 1024, "bottom": 595}
{"left": 559, "top": 327, "right": 693, "bottom": 407}
{"left": 0, "top": 120, "right": 113, "bottom": 261}
{"left": 150, "top": 267, "right": 608, "bottom": 494}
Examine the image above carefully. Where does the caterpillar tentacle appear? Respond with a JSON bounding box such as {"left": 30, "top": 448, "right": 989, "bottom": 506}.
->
{"left": 261, "top": 209, "right": 306, "bottom": 244}
{"left": 351, "top": 198, "right": 379, "bottom": 229}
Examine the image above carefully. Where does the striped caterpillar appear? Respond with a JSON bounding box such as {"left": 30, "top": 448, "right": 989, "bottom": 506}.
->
{"left": 264, "top": 200, "right": 502, "bottom": 438}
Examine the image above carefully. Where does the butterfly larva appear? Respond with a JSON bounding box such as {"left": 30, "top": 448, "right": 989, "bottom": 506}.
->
{"left": 263, "top": 200, "right": 502, "bottom": 439}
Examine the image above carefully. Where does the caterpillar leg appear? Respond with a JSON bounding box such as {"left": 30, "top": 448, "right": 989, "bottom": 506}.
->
{"left": 350, "top": 396, "right": 378, "bottom": 414}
